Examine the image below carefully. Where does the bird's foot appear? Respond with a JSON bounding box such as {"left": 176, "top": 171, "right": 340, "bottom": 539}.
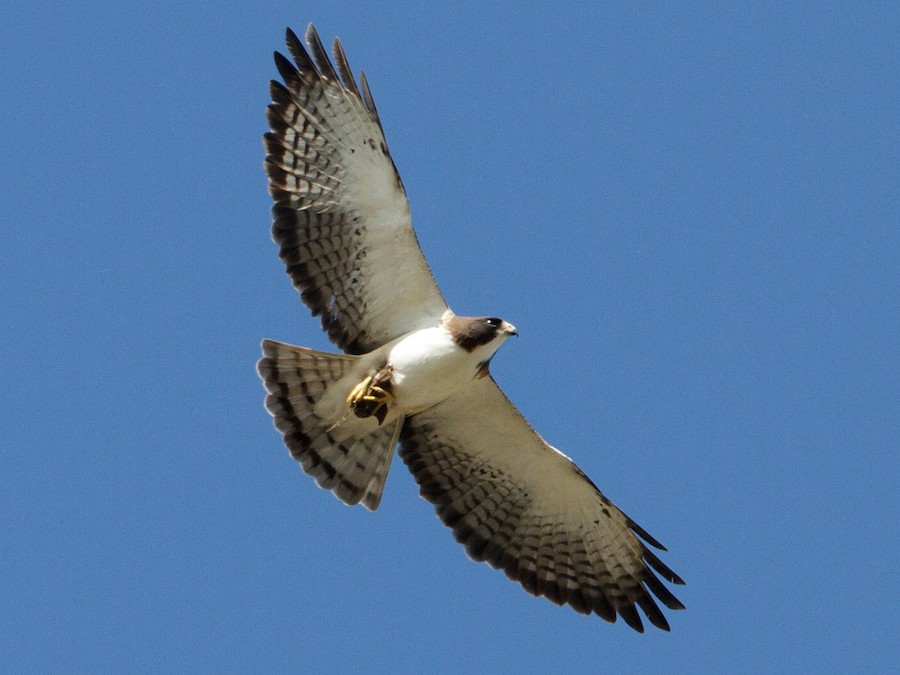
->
{"left": 346, "top": 373, "right": 395, "bottom": 425}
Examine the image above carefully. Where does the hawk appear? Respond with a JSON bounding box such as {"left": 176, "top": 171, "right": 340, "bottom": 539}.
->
{"left": 258, "top": 24, "right": 685, "bottom": 632}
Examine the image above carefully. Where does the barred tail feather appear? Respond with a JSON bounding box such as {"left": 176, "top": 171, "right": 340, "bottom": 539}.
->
{"left": 257, "top": 339, "right": 402, "bottom": 510}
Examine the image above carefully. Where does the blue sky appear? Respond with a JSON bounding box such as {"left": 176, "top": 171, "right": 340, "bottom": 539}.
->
{"left": 3, "top": 1, "right": 898, "bottom": 672}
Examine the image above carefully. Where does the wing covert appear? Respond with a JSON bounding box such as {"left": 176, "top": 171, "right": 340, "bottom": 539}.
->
{"left": 265, "top": 25, "right": 448, "bottom": 354}
{"left": 399, "top": 377, "right": 685, "bottom": 632}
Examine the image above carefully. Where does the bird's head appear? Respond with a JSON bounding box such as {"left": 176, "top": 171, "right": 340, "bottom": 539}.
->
{"left": 443, "top": 313, "right": 517, "bottom": 354}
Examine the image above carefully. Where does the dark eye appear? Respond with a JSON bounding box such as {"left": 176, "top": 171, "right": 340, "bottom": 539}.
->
{"left": 485, "top": 317, "right": 501, "bottom": 327}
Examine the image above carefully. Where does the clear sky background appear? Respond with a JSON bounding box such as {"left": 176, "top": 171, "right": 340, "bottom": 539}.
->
{"left": 3, "top": 1, "right": 898, "bottom": 672}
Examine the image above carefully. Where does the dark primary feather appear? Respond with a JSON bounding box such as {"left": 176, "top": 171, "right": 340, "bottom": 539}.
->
{"left": 302, "top": 24, "right": 339, "bottom": 83}
{"left": 332, "top": 36, "right": 361, "bottom": 99}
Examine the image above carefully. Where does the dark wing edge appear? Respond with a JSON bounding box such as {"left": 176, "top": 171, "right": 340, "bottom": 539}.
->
{"left": 398, "top": 378, "right": 685, "bottom": 632}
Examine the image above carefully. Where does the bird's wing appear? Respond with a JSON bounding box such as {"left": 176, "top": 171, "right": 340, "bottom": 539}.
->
{"left": 399, "top": 377, "right": 685, "bottom": 632}
{"left": 265, "top": 25, "right": 449, "bottom": 354}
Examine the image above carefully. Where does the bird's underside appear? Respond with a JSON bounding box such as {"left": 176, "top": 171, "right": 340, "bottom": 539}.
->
{"left": 258, "top": 23, "right": 685, "bottom": 632}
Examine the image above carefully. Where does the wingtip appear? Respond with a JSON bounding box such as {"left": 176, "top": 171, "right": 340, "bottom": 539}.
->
{"left": 273, "top": 50, "right": 297, "bottom": 84}
{"left": 303, "top": 22, "right": 318, "bottom": 44}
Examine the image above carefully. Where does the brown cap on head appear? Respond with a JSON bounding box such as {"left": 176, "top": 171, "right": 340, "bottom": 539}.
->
{"left": 443, "top": 314, "right": 517, "bottom": 352}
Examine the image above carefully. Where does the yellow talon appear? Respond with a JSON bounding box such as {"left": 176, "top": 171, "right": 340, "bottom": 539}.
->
{"left": 346, "top": 374, "right": 395, "bottom": 424}
{"left": 346, "top": 376, "right": 375, "bottom": 405}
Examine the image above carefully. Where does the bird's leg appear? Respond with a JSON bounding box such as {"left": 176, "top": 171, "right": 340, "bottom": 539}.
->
{"left": 346, "top": 366, "right": 395, "bottom": 425}
{"left": 346, "top": 375, "right": 375, "bottom": 406}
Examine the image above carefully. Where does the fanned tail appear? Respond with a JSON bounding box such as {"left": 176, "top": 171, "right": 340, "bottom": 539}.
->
{"left": 257, "top": 339, "right": 402, "bottom": 510}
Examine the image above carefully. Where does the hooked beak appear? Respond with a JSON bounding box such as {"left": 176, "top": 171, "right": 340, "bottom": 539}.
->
{"left": 502, "top": 321, "right": 518, "bottom": 337}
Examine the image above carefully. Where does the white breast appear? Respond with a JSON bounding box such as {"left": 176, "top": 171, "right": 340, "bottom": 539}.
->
{"left": 387, "top": 326, "right": 483, "bottom": 413}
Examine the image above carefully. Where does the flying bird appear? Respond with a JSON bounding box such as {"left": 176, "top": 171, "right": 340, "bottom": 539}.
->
{"left": 258, "top": 24, "right": 685, "bottom": 632}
